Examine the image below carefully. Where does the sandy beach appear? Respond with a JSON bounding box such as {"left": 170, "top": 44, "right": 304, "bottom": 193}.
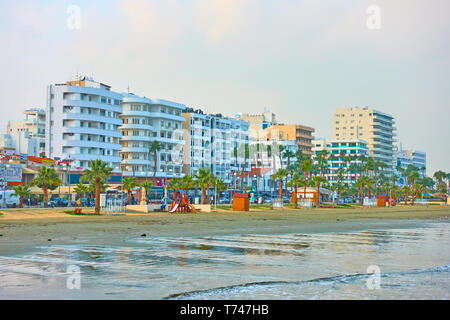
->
{"left": 1, "top": 205, "right": 449, "bottom": 256}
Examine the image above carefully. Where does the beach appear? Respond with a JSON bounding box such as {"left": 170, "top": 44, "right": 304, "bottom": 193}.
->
{"left": 0, "top": 206, "right": 449, "bottom": 256}
{"left": 0, "top": 206, "right": 449, "bottom": 299}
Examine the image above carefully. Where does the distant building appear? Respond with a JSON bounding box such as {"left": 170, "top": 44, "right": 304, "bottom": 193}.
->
{"left": 119, "top": 93, "right": 186, "bottom": 182}
{"left": 7, "top": 108, "right": 46, "bottom": 157}
{"left": 396, "top": 145, "right": 426, "bottom": 178}
{"left": 0, "top": 134, "right": 16, "bottom": 156}
{"left": 333, "top": 107, "right": 396, "bottom": 175}
{"left": 46, "top": 76, "right": 123, "bottom": 170}
{"left": 248, "top": 139, "right": 298, "bottom": 191}
{"left": 182, "top": 108, "right": 250, "bottom": 184}
{"left": 263, "top": 124, "right": 315, "bottom": 157}
{"left": 312, "top": 138, "right": 369, "bottom": 185}
{"left": 235, "top": 108, "right": 276, "bottom": 139}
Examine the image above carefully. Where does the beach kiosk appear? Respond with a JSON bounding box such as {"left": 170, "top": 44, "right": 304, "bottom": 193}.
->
{"left": 233, "top": 193, "right": 249, "bottom": 211}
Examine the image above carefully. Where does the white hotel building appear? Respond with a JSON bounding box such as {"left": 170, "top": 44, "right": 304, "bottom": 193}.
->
{"left": 46, "top": 77, "right": 123, "bottom": 170}
{"left": 182, "top": 108, "right": 250, "bottom": 183}
{"left": 312, "top": 138, "right": 369, "bottom": 185}
{"left": 119, "top": 93, "right": 186, "bottom": 180}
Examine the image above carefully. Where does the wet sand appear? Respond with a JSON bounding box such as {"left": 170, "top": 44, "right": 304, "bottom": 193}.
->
{"left": 1, "top": 206, "right": 449, "bottom": 256}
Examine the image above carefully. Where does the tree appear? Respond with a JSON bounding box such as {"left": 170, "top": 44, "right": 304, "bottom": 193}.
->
{"left": 81, "top": 159, "right": 113, "bottom": 214}
{"left": 167, "top": 177, "right": 181, "bottom": 192}
{"left": 287, "top": 172, "right": 306, "bottom": 208}
{"left": 179, "top": 175, "right": 194, "bottom": 196}
{"left": 30, "top": 166, "right": 62, "bottom": 207}
{"left": 215, "top": 178, "right": 227, "bottom": 204}
{"left": 401, "top": 185, "right": 411, "bottom": 205}
{"left": 195, "top": 168, "right": 212, "bottom": 204}
{"left": 73, "top": 182, "right": 89, "bottom": 202}
{"left": 311, "top": 175, "right": 327, "bottom": 208}
{"left": 140, "top": 180, "right": 153, "bottom": 203}
{"left": 434, "top": 170, "right": 447, "bottom": 184}
{"left": 301, "top": 159, "right": 312, "bottom": 201}
{"left": 11, "top": 185, "right": 31, "bottom": 208}
{"left": 355, "top": 175, "right": 371, "bottom": 206}
{"left": 150, "top": 141, "right": 162, "bottom": 185}
{"left": 408, "top": 170, "right": 420, "bottom": 205}
{"left": 272, "top": 168, "right": 288, "bottom": 201}
{"left": 121, "top": 176, "right": 138, "bottom": 203}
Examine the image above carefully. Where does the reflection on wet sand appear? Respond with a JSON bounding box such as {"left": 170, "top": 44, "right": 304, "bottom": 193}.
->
{"left": 0, "top": 222, "right": 449, "bottom": 299}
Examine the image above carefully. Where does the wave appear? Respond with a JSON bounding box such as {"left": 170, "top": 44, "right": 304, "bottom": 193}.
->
{"left": 164, "top": 264, "right": 450, "bottom": 299}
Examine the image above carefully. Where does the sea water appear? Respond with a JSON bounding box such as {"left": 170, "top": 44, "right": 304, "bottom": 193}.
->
{"left": 0, "top": 221, "right": 449, "bottom": 299}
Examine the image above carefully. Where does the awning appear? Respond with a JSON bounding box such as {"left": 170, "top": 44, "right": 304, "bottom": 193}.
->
{"left": 22, "top": 168, "right": 38, "bottom": 174}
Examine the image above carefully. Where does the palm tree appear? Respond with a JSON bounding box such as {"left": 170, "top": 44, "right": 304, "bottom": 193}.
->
{"left": 140, "top": 180, "right": 153, "bottom": 203}
{"left": 355, "top": 175, "right": 371, "bottom": 206}
{"left": 407, "top": 169, "right": 420, "bottom": 205}
{"left": 150, "top": 141, "right": 162, "bottom": 185}
{"left": 272, "top": 168, "right": 288, "bottom": 202}
{"left": 73, "top": 182, "right": 89, "bottom": 203}
{"left": 167, "top": 177, "right": 181, "bottom": 192}
{"left": 301, "top": 159, "right": 312, "bottom": 200}
{"left": 207, "top": 172, "right": 217, "bottom": 204}
{"left": 215, "top": 178, "right": 227, "bottom": 204}
{"left": 179, "top": 174, "right": 194, "bottom": 196}
{"left": 287, "top": 172, "right": 305, "bottom": 208}
{"left": 121, "top": 176, "right": 138, "bottom": 203}
{"left": 434, "top": 170, "right": 447, "bottom": 184}
{"left": 195, "top": 168, "right": 212, "bottom": 204}
{"left": 11, "top": 185, "right": 31, "bottom": 208}
{"left": 278, "top": 145, "right": 285, "bottom": 169}
{"left": 282, "top": 149, "right": 295, "bottom": 171}
{"left": 401, "top": 185, "right": 411, "bottom": 205}
{"left": 30, "top": 166, "right": 62, "bottom": 207}
{"left": 311, "top": 175, "right": 327, "bottom": 208}
{"left": 81, "top": 159, "right": 113, "bottom": 214}
{"left": 295, "top": 148, "right": 304, "bottom": 167}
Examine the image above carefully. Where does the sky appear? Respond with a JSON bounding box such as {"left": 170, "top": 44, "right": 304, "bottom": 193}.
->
{"left": 0, "top": 0, "right": 449, "bottom": 174}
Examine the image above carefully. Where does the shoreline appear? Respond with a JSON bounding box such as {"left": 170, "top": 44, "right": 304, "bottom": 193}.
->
{"left": 0, "top": 206, "right": 449, "bottom": 256}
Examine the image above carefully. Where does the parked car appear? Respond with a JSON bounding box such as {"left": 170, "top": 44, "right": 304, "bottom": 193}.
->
{"left": 0, "top": 191, "right": 20, "bottom": 208}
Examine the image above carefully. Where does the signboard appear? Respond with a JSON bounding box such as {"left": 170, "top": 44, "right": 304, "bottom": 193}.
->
{"left": 0, "top": 176, "right": 6, "bottom": 191}
{"left": 0, "top": 164, "right": 22, "bottom": 182}
{"left": 20, "top": 153, "right": 28, "bottom": 162}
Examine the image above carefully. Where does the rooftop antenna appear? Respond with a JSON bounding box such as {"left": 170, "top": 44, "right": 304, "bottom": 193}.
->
{"left": 127, "top": 83, "right": 130, "bottom": 94}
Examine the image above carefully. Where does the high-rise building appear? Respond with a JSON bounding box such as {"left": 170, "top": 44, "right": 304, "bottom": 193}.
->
{"left": 46, "top": 76, "right": 123, "bottom": 170}
{"left": 119, "top": 93, "right": 186, "bottom": 181}
{"left": 263, "top": 124, "right": 315, "bottom": 156}
{"left": 312, "top": 138, "right": 369, "bottom": 184}
{"left": 7, "top": 108, "right": 46, "bottom": 157}
{"left": 182, "top": 108, "right": 250, "bottom": 183}
{"left": 333, "top": 107, "right": 396, "bottom": 174}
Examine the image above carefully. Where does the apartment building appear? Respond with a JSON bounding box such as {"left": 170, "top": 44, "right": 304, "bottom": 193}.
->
{"left": 263, "top": 124, "right": 315, "bottom": 156}
{"left": 312, "top": 138, "right": 369, "bottom": 185}
{"left": 182, "top": 108, "right": 250, "bottom": 183}
{"left": 396, "top": 146, "right": 426, "bottom": 178}
{"left": 46, "top": 76, "right": 123, "bottom": 170}
{"left": 248, "top": 139, "right": 298, "bottom": 191}
{"left": 7, "top": 108, "right": 46, "bottom": 157}
{"left": 119, "top": 93, "right": 186, "bottom": 181}
{"left": 333, "top": 107, "right": 396, "bottom": 174}
{"left": 235, "top": 108, "right": 277, "bottom": 139}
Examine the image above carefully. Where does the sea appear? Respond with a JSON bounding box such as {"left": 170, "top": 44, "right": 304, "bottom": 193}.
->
{"left": 0, "top": 221, "right": 449, "bottom": 299}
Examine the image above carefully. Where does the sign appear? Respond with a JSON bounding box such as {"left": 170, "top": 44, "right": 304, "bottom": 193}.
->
{"left": 0, "top": 176, "right": 6, "bottom": 191}
{"left": 0, "top": 164, "right": 22, "bottom": 182}
{"left": 20, "top": 153, "right": 28, "bottom": 162}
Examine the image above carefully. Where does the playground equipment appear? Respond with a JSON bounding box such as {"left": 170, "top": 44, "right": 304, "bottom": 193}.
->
{"left": 169, "top": 189, "right": 196, "bottom": 213}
